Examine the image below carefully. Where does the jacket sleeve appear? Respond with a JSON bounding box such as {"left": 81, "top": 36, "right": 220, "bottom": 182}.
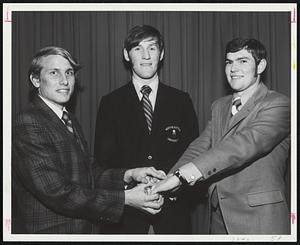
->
{"left": 13, "top": 113, "right": 125, "bottom": 223}
{"left": 193, "top": 95, "right": 291, "bottom": 180}
{"left": 169, "top": 120, "right": 212, "bottom": 174}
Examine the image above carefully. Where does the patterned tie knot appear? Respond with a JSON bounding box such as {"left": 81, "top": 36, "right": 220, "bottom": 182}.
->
{"left": 231, "top": 97, "right": 242, "bottom": 116}
{"left": 232, "top": 97, "right": 242, "bottom": 108}
{"left": 141, "top": 85, "right": 152, "bottom": 96}
{"left": 62, "top": 111, "right": 74, "bottom": 133}
{"left": 62, "top": 111, "right": 71, "bottom": 123}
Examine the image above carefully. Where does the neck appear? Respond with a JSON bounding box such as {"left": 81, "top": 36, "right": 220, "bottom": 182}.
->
{"left": 235, "top": 78, "right": 260, "bottom": 97}
{"left": 132, "top": 73, "right": 158, "bottom": 84}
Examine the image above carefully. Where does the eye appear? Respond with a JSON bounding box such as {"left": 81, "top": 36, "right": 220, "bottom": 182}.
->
{"left": 66, "top": 70, "right": 74, "bottom": 76}
{"left": 225, "top": 60, "right": 232, "bottom": 65}
{"left": 49, "top": 70, "right": 58, "bottom": 76}
{"left": 240, "top": 59, "right": 248, "bottom": 64}
{"left": 149, "top": 46, "right": 158, "bottom": 51}
{"left": 133, "top": 47, "right": 141, "bottom": 51}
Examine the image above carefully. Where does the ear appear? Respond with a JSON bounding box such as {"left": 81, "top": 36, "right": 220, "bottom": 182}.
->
{"left": 257, "top": 59, "right": 267, "bottom": 75}
{"left": 30, "top": 74, "right": 40, "bottom": 88}
{"left": 159, "top": 49, "right": 165, "bottom": 61}
{"left": 123, "top": 48, "right": 130, "bottom": 62}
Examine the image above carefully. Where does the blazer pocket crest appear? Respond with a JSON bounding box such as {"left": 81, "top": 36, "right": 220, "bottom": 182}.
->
{"left": 165, "top": 125, "right": 181, "bottom": 143}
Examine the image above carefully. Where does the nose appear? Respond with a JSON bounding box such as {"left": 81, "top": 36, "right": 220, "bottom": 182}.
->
{"left": 142, "top": 49, "right": 150, "bottom": 59}
{"left": 59, "top": 73, "right": 69, "bottom": 85}
{"left": 230, "top": 62, "right": 239, "bottom": 72}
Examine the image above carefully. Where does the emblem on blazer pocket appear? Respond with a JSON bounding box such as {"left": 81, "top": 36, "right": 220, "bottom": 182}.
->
{"left": 165, "top": 126, "right": 181, "bottom": 142}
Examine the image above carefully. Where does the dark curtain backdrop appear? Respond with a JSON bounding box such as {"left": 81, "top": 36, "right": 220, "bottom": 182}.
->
{"left": 12, "top": 11, "right": 291, "bottom": 234}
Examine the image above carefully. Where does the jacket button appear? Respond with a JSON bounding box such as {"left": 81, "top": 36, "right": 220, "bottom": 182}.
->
{"left": 208, "top": 171, "right": 211, "bottom": 175}
{"left": 147, "top": 155, "right": 152, "bottom": 160}
{"left": 213, "top": 168, "right": 216, "bottom": 172}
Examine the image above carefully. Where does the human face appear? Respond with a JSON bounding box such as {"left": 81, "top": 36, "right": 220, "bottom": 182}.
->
{"left": 124, "top": 38, "right": 164, "bottom": 82}
{"left": 30, "top": 55, "right": 75, "bottom": 108}
{"left": 225, "top": 49, "right": 265, "bottom": 94}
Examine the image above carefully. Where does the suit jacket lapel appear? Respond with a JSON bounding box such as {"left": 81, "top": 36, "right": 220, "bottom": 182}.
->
{"left": 33, "top": 96, "right": 87, "bottom": 153}
{"left": 33, "top": 96, "right": 69, "bottom": 134}
{"left": 216, "top": 96, "right": 232, "bottom": 137}
{"left": 151, "top": 82, "right": 165, "bottom": 134}
{"left": 222, "top": 83, "right": 269, "bottom": 139}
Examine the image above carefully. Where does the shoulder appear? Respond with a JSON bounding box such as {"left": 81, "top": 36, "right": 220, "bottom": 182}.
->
{"left": 102, "top": 83, "right": 131, "bottom": 100}
{"left": 264, "top": 89, "right": 290, "bottom": 105}
{"left": 14, "top": 102, "right": 41, "bottom": 126}
{"left": 159, "top": 82, "right": 191, "bottom": 100}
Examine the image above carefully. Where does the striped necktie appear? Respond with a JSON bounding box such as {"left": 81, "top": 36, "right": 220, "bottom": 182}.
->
{"left": 62, "top": 111, "right": 74, "bottom": 134}
{"left": 231, "top": 97, "right": 242, "bottom": 116}
{"left": 141, "top": 85, "right": 153, "bottom": 134}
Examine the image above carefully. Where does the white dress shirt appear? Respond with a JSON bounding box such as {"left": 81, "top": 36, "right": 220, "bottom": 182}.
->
{"left": 38, "top": 95, "right": 68, "bottom": 123}
{"left": 132, "top": 74, "right": 159, "bottom": 110}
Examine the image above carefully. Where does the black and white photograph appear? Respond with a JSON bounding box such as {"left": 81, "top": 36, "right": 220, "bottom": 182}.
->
{"left": 3, "top": 2, "right": 297, "bottom": 242}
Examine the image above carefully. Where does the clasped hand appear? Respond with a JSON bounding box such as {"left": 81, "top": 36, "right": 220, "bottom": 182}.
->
{"left": 124, "top": 167, "right": 166, "bottom": 215}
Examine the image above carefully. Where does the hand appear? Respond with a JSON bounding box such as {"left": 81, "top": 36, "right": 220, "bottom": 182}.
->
{"left": 125, "top": 182, "right": 164, "bottom": 215}
{"left": 124, "top": 167, "right": 166, "bottom": 185}
{"left": 151, "top": 174, "right": 181, "bottom": 194}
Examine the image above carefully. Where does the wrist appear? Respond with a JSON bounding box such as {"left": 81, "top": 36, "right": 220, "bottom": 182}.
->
{"left": 173, "top": 169, "right": 188, "bottom": 186}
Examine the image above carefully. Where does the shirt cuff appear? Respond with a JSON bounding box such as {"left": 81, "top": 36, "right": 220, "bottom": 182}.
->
{"left": 179, "top": 162, "right": 203, "bottom": 185}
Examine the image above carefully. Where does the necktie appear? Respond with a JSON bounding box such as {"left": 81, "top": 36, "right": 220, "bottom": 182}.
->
{"left": 141, "top": 85, "right": 153, "bottom": 133}
{"left": 231, "top": 97, "right": 242, "bottom": 116}
{"left": 62, "top": 111, "right": 74, "bottom": 134}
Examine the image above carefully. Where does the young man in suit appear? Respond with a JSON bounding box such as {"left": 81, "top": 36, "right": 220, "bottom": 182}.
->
{"left": 12, "top": 46, "right": 166, "bottom": 234}
{"left": 152, "top": 38, "right": 291, "bottom": 234}
{"left": 94, "top": 25, "right": 199, "bottom": 234}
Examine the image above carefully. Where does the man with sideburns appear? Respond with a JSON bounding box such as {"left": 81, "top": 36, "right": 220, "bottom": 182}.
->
{"left": 152, "top": 38, "right": 291, "bottom": 234}
{"left": 12, "top": 46, "right": 166, "bottom": 234}
{"left": 94, "top": 25, "right": 199, "bottom": 234}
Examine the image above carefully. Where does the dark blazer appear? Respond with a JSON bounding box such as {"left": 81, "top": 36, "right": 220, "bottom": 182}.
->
{"left": 12, "top": 96, "right": 126, "bottom": 234}
{"left": 94, "top": 82, "right": 199, "bottom": 234}
{"left": 170, "top": 83, "right": 291, "bottom": 234}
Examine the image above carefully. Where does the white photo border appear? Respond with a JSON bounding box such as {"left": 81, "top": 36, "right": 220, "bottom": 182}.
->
{"left": 3, "top": 3, "right": 297, "bottom": 242}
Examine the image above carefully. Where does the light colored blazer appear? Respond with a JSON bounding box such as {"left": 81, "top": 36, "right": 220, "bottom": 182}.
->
{"left": 171, "top": 83, "right": 291, "bottom": 234}
{"left": 12, "top": 96, "right": 126, "bottom": 234}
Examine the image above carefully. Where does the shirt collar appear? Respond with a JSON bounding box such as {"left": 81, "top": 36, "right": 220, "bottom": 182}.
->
{"left": 39, "top": 95, "right": 66, "bottom": 120}
{"left": 132, "top": 74, "right": 159, "bottom": 99}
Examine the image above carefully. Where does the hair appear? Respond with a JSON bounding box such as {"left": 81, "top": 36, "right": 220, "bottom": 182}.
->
{"left": 225, "top": 38, "right": 267, "bottom": 65}
{"left": 124, "top": 25, "right": 164, "bottom": 53}
{"left": 28, "top": 46, "right": 81, "bottom": 83}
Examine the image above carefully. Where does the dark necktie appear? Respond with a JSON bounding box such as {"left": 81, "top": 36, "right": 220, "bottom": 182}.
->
{"left": 141, "top": 85, "right": 153, "bottom": 134}
{"left": 62, "top": 111, "right": 74, "bottom": 134}
{"left": 231, "top": 97, "right": 242, "bottom": 116}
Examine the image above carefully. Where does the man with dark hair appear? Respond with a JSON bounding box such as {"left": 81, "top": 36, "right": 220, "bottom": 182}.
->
{"left": 12, "top": 46, "right": 166, "bottom": 234}
{"left": 152, "top": 38, "right": 291, "bottom": 234}
{"left": 94, "top": 25, "right": 199, "bottom": 234}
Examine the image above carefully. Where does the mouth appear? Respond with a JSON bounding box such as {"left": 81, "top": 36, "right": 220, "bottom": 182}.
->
{"left": 231, "top": 75, "right": 244, "bottom": 79}
{"left": 56, "top": 89, "right": 70, "bottom": 93}
{"left": 140, "top": 63, "right": 152, "bottom": 67}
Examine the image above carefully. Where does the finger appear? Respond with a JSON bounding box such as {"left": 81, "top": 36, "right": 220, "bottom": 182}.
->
{"left": 157, "top": 170, "right": 167, "bottom": 178}
{"left": 151, "top": 182, "right": 167, "bottom": 194}
{"left": 143, "top": 200, "right": 163, "bottom": 209}
{"left": 143, "top": 207, "right": 162, "bottom": 215}
{"left": 147, "top": 167, "right": 166, "bottom": 180}
{"left": 143, "top": 193, "right": 160, "bottom": 202}
{"left": 138, "top": 176, "right": 149, "bottom": 184}
{"left": 149, "top": 177, "right": 158, "bottom": 184}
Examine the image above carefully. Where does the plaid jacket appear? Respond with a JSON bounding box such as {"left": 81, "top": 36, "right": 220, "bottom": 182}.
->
{"left": 12, "top": 96, "right": 126, "bottom": 234}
